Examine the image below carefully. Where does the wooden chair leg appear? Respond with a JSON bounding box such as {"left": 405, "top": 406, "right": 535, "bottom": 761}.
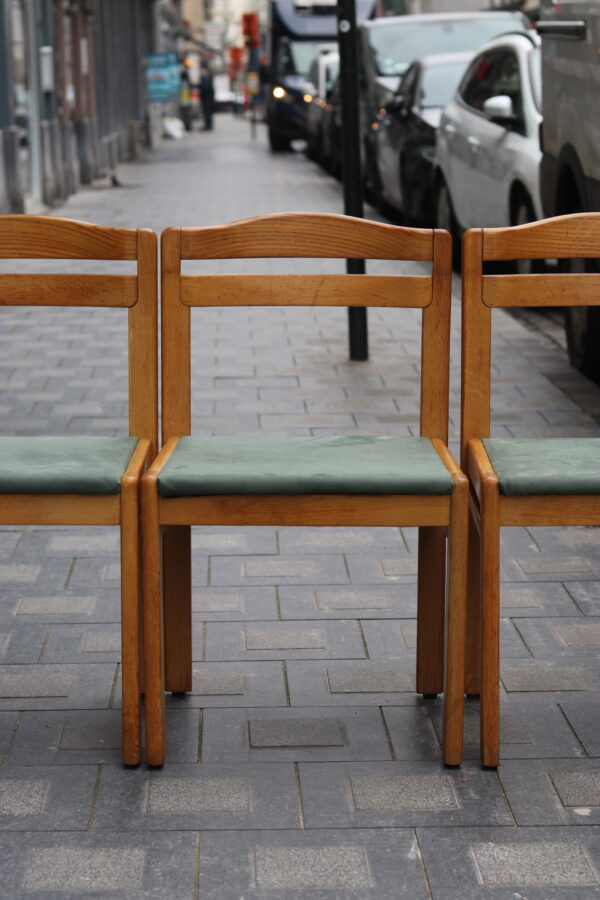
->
{"left": 162, "top": 524, "right": 192, "bottom": 693}
{"left": 416, "top": 526, "right": 446, "bottom": 696}
{"left": 480, "top": 479, "right": 500, "bottom": 767}
{"left": 465, "top": 509, "right": 482, "bottom": 696}
{"left": 120, "top": 481, "right": 142, "bottom": 766}
{"left": 141, "top": 476, "right": 165, "bottom": 766}
{"left": 442, "top": 478, "right": 468, "bottom": 766}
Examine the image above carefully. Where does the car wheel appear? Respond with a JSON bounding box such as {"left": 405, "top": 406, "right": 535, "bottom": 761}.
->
{"left": 435, "top": 180, "right": 460, "bottom": 271}
{"left": 513, "top": 195, "right": 543, "bottom": 275}
{"left": 564, "top": 257, "right": 600, "bottom": 384}
{"left": 269, "top": 128, "right": 289, "bottom": 153}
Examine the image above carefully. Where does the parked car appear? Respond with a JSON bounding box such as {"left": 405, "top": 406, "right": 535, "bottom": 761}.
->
{"left": 372, "top": 51, "right": 473, "bottom": 223}
{"left": 358, "top": 11, "right": 529, "bottom": 191}
{"left": 433, "top": 30, "right": 542, "bottom": 266}
{"left": 538, "top": 0, "right": 600, "bottom": 381}
{"left": 304, "top": 48, "right": 339, "bottom": 161}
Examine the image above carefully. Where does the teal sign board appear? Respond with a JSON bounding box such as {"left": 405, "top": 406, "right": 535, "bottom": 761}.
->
{"left": 146, "top": 52, "right": 179, "bottom": 102}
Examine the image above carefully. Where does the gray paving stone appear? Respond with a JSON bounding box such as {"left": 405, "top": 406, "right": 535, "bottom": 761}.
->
{"left": 0, "top": 766, "right": 97, "bottom": 830}
{"left": 279, "top": 584, "right": 416, "bottom": 619}
{"left": 15, "top": 595, "right": 97, "bottom": 616}
{"left": 200, "top": 829, "right": 429, "bottom": 899}
{"left": 471, "top": 841, "right": 598, "bottom": 886}
{"left": 502, "top": 664, "right": 595, "bottom": 692}
{"left": 565, "top": 581, "right": 600, "bottom": 616}
{"left": 501, "top": 583, "right": 580, "bottom": 616}
{"left": 561, "top": 698, "right": 600, "bottom": 757}
{"left": 518, "top": 556, "right": 597, "bottom": 575}
{"left": 192, "top": 526, "right": 277, "bottom": 554}
{"left": 418, "top": 825, "right": 600, "bottom": 898}
{"left": 202, "top": 707, "right": 391, "bottom": 762}
{"left": 205, "top": 620, "right": 365, "bottom": 661}
{"left": 192, "top": 587, "right": 278, "bottom": 619}
{"left": 93, "top": 763, "right": 300, "bottom": 831}
{"left": 278, "top": 526, "right": 403, "bottom": 554}
{"left": 554, "top": 623, "right": 600, "bottom": 647}
{"left": 246, "top": 626, "right": 327, "bottom": 650}
{"left": 0, "top": 663, "right": 115, "bottom": 710}
{"left": 287, "top": 660, "right": 419, "bottom": 706}
{"left": 0, "top": 832, "right": 196, "bottom": 899}
{"left": 210, "top": 553, "right": 349, "bottom": 585}
{"left": 499, "top": 759, "right": 600, "bottom": 825}
{"left": 300, "top": 762, "right": 512, "bottom": 827}
{"left": 7, "top": 709, "right": 200, "bottom": 765}
{"left": 351, "top": 774, "right": 458, "bottom": 811}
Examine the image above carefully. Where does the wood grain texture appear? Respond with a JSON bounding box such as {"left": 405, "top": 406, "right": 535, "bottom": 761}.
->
{"left": 483, "top": 273, "right": 600, "bottom": 308}
{"left": 180, "top": 212, "right": 433, "bottom": 260}
{"left": 180, "top": 274, "right": 432, "bottom": 308}
{"left": 156, "top": 493, "right": 452, "bottom": 527}
{"left": 0, "top": 494, "right": 120, "bottom": 525}
{"left": 0, "top": 215, "right": 138, "bottom": 259}
{"left": 0, "top": 274, "right": 138, "bottom": 307}
{"left": 483, "top": 212, "right": 600, "bottom": 260}
{"left": 461, "top": 230, "right": 491, "bottom": 466}
{"left": 161, "top": 230, "right": 191, "bottom": 443}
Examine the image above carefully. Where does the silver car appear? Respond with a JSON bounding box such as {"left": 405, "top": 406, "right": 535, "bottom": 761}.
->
{"left": 433, "top": 31, "right": 542, "bottom": 263}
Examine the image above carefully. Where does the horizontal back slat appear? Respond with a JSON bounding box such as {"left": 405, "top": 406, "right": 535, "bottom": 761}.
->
{"left": 0, "top": 215, "right": 138, "bottom": 259}
{"left": 178, "top": 213, "right": 433, "bottom": 260}
{"left": 483, "top": 213, "right": 600, "bottom": 260}
{"left": 180, "top": 274, "right": 432, "bottom": 308}
{"left": 0, "top": 274, "right": 138, "bottom": 307}
{"left": 483, "top": 273, "right": 600, "bottom": 308}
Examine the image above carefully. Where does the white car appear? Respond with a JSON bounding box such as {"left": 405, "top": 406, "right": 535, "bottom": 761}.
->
{"left": 433, "top": 31, "right": 542, "bottom": 263}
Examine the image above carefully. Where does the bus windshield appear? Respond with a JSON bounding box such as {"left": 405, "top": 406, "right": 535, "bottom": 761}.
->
{"left": 277, "top": 40, "right": 330, "bottom": 77}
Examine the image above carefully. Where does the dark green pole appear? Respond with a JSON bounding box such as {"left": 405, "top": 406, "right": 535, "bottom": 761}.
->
{"left": 337, "top": 0, "right": 368, "bottom": 361}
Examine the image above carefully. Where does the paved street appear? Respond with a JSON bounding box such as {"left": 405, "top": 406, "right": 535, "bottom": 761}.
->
{"left": 1, "top": 114, "right": 600, "bottom": 898}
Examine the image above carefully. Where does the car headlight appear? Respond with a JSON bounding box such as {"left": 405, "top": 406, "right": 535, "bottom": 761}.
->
{"left": 272, "top": 86, "right": 287, "bottom": 100}
{"left": 303, "top": 93, "right": 313, "bottom": 103}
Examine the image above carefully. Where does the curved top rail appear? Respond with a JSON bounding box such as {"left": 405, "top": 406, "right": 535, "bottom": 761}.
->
{"left": 482, "top": 213, "right": 600, "bottom": 260}
{"left": 178, "top": 213, "right": 433, "bottom": 261}
{"left": 0, "top": 216, "right": 139, "bottom": 260}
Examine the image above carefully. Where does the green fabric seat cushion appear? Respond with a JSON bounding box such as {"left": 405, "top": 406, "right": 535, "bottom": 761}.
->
{"left": 483, "top": 438, "right": 600, "bottom": 496}
{"left": 0, "top": 436, "right": 139, "bottom": 495}
{"left": 158, "top": 435, "right": 454, "bottom": 497}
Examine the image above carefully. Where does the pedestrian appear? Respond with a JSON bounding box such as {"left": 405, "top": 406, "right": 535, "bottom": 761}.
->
{"left": 199, "top": 66, "right": 215, "bottom": 132}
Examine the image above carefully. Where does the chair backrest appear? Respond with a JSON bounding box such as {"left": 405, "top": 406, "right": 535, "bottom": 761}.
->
{"left": 461, "top": 212, "right": 600, "bottom": 463}
{"left": 161, "top": 212, "right": 452, "bottom": 445}
{"left": 0, "top": 215, "right": 158, "bottom": 455}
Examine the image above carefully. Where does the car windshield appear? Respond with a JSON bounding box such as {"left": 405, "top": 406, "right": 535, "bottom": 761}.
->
{"left": 369, "top": 16, "right": 521, "bottom": 77}
{"left": 529, "top": 46, "right": 541, "bottom": 112}
{"left": 279, "top": 41, "right": 332, "bottom": 77}
{"left": 419, "top": 59, "right": 471, "bottom": 108}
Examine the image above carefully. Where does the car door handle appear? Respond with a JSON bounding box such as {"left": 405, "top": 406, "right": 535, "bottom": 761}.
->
{"left": 467, "top": 136, "right": 480, "bottom": 152}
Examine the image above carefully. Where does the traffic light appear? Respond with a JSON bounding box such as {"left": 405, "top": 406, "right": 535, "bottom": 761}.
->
{"left": 242, "top": 12, "right": 260, "bottom": 47}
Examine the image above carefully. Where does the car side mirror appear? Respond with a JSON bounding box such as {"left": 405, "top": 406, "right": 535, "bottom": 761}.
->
{"left": 483, "top": 94, "right": 517, "bottom": 126}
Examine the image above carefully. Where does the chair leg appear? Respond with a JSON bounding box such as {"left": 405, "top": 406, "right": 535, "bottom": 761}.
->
{"left": 162, "top": 525, "right": 192, "bottom": 693}
{"left": 141, "top": 477, "right": 165, "bottom": 766}
{"left": 442, "top": 478, "right": 468, "bottom": 766}
{"left": 480, "top": 480, "right": 500, "bottom": 768}
{"left": 465, "top": 510, "right": 482, "bottom": 696}
{"left": 120, "top": 483, "right": 142, "bottom": 766}
{"left": 416, "top": 526, "right": 446, "bottom": 696}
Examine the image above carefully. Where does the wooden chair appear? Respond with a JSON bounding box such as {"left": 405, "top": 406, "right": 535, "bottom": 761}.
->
{"left": 461, "top": 212, "right": 600, "bottom": 767}
{"left": 0, "top": 215, "right": 157, "bottom": 766}
{"left": 142, "top": 212, "right": 468, "bottom": 767}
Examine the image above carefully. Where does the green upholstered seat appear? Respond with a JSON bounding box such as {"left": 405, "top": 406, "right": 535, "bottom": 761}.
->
{"left": 0, "top": 436, "right": 138, "bottom": 495}
{"left": 157, "top": 435, "right": 454, "bottom": 497}
{"left": 483, "top": 438, "right": 600, "bottom": 496}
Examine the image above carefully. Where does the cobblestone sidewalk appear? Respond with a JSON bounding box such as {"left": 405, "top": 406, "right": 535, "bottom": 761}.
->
{"left": 0, "top": 116, "right": 599, "bottom": 898}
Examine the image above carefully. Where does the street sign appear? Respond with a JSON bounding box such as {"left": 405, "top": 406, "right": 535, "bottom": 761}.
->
{"left": 146, "top": 52, "right": 180, "bottom": 102}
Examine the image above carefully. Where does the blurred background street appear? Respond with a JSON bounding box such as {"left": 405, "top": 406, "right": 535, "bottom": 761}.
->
{"left": 0, "top": 113, "right": 599, "bottom": 898}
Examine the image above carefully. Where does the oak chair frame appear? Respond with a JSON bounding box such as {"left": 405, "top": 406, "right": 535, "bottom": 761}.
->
{"left": 142, "top": 212, "right": 468, "bottom": 767}
{"left": 461, "top": 213, "right": 600, "bottom": 767}
{"left": 0, "top": 215, "right": 158, "bottom": 766}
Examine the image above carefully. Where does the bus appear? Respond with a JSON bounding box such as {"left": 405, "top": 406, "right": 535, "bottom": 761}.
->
{"left": 266, "top": 0, "right": 375, "bottom": 152}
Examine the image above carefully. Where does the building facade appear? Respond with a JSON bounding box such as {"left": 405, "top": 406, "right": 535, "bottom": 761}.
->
{"left": 0, "top": 0, "right": 185, "bottom": 214}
